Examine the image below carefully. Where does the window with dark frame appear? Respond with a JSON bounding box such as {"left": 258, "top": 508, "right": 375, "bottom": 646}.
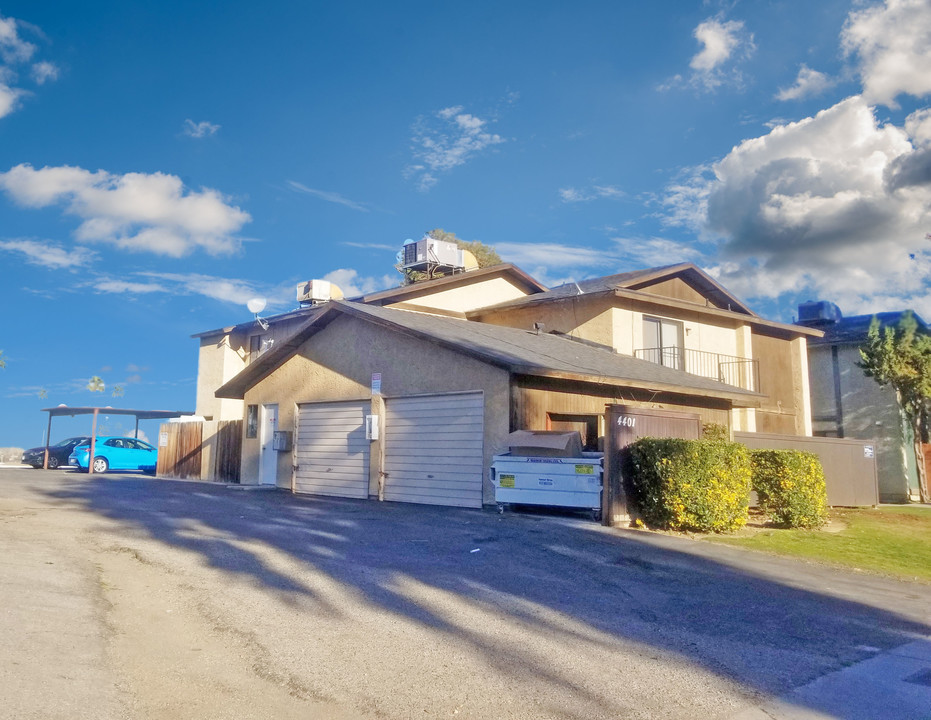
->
{"left": 246, "top": 405, "right": 258, "bottom": 438}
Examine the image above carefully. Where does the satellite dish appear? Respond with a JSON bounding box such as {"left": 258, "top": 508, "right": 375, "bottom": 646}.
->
{"left": 247, "top": 297, "right": 267, "bottom": 314}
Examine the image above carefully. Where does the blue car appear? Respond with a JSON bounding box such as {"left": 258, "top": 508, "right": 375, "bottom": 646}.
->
{"left": 69, "top": 436, "right": 158, "bottom": 474}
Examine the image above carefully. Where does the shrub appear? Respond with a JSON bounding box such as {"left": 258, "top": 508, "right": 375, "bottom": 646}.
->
{"left": 626, "top": 436, "right": 752, "bottom": 533}
{"left": 751, "top": 450, "right": 828, "bottom": 528}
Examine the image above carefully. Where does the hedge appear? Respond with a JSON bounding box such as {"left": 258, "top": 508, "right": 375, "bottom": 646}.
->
{"left": 626, "top": 436, "right": 752, "bottom": 533}
{"left": 750, "top": 450, "right": 828, "bottom": 528}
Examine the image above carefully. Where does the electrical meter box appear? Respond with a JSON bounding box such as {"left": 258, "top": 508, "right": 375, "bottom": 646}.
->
{"left": 272, "top": 431, "right": 292, "bottom": 452}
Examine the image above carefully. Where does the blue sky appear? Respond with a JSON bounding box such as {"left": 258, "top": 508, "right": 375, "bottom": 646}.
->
{"left": 1, "top": 0, "right": 930, "bottom": 448}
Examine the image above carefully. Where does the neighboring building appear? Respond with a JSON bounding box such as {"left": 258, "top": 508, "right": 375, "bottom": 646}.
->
{"left": 193, "top": 259, "right": 819, "bottom": 509}
{"left": 797, "top": 301, "right": 923, "bottom": 503}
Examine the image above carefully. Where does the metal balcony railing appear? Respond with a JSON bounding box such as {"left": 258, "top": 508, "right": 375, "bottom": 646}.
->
{"left": 633, "top": 346, "right": 760, "bottom": 392}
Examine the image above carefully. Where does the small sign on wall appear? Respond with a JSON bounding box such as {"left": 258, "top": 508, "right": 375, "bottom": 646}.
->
{"left": 864, "top": 445, "right": 874, "bottom": 458}
{"left": 371, "top": 372, "right": 382, "bottom": 395}
{"left": 159, "top": 432, "right": 168, "bottom": 447}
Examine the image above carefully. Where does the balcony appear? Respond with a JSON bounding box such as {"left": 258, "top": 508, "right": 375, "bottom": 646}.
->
{"left": 633, "top": 346, "right": 760, "bottom": 392}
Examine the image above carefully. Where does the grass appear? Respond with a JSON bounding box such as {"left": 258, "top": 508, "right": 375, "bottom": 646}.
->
{"left": 706, "top": 506, "right": 931, "bottom": 583}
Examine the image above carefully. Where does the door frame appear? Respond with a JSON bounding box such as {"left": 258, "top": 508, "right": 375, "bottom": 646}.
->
{"left": 259, "top": 403, "right": 279, "bottom": 486}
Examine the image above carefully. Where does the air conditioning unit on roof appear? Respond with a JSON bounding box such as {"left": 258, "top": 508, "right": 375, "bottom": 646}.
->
{"left": 297, "top": 280, "right": 344, "bottom": 305}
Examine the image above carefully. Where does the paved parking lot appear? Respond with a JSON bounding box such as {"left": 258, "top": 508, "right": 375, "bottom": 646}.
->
{"left": 1, "top": 467, "right": 929, "bottom": 719}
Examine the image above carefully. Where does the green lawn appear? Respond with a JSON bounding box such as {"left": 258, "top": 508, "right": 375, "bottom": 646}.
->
{"left": 707, "top": 506, "right": 931, "bottom": 583}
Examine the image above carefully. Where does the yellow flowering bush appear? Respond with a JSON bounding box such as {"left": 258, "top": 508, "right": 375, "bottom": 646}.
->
{"left": 626, "top": 436, "right": 752, "bottom": 532}
{"left": 750, "top": 450, "right": 827, "bottom": 528}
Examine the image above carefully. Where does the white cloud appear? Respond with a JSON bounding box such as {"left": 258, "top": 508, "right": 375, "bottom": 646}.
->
{"left": 287, "top": 181, "right": 369, "bottom": 212}
{"left": 776, "top": 65, "right": 834, "bottom": 101}
{"left": 682, "top": 17, "right": 755, "bottom": 91}
{"left": 0, "top": 164, "right": 251, "bottom": 257}
{"left": 91, "top": 278, "right": 170, "bottom": 294}
{"left": 558, "top": 185, "right": 624, "bottom": 203}
{"left": 496, "top": 241, "right": 615, "bottom": 270}
{"left": 842, "top": 0, "right": 931, "bottom": 107}
{"left": 0, "top": 81, "right": 22, "bottom": 118}
{"left": 320, "top": 268, "right": 395, "bottom": 298}
{"left": 183, "top": 119, "right": 220, "bottom": 138}
{"left": 0, "top": 15, "right": 35, "bottom": 64}
{"left": 610, "top": 236, "right": 704, "bottom": 268}
{"left": 30, "top": 61, "right": 58, "bottom": 85}
{"left": 664, "top": 96, "right": 931, "bottom": 315}
{"left": 0, "top": 239, "right": 96, "bottom": 268}
{"left": 136, "top": 272, "right": 266, "bottom": 305}
{"left": 407, "top": 106, "right": 505, "bottom": 191}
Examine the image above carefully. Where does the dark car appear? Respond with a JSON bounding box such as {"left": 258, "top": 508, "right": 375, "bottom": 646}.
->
{"left": 22, "top": 436, "right": 92, "bottom": 469}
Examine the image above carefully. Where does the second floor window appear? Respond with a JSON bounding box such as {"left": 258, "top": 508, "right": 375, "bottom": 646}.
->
{"left": 643, "top": 316, "right": 683, "bottom": 370}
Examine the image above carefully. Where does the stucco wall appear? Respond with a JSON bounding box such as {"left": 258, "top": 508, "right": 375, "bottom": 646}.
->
{"left": 385, "top": 276, "right": 533, "bottom": 313}
{"left": 475, "top": 295, "right": 616, "bottom": 348}
{"left": 195, "top": 334, "right": 246, "bottom": 421}
{"left": 808, "top": 343, "right": 915, "bottom": 502}
{"left": 241, "top": 314, "right": 511, "bottom": 505}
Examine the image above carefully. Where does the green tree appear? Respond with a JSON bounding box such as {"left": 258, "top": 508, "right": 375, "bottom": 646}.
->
{"left": 0, "top": 349, "right": 5, "bottom": 369}
{"left": 87, "top": 375, "right": 105, "bottom": 393}
{"left": 858, "top": 311, "right": 931, "bottom": 503}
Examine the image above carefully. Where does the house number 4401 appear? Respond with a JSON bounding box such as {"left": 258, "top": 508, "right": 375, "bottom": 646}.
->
{"left": 617, "top": 416, "right": 636, "bottom": 428}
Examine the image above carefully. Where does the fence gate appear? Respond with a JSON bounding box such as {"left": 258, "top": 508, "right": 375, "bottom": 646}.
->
{"left": 156, "top": 422, "right": 203, "bottom": 480}
{"left": 156, "top": 420, "right": 242, "bottom": 482}
{"left": 603, "top": 405, "right": 702, "bottom": 526}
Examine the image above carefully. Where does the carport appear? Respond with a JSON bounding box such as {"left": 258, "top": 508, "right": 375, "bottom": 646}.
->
{"left": 39, "top": 405, "right": 194, "bottom": 472}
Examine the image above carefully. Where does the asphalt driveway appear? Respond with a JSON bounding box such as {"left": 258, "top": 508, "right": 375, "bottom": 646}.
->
{"left": 1, "top": 467, "right": 929, "bottom": 719}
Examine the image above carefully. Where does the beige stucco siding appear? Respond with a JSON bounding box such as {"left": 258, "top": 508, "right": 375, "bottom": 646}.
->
{"left": 476, "top": 296, "right": 617, "bottom": 348}
{"left": 241, "top": 315, "right": 511, "bottom": 505}
{"left": 385, "top": 276, "right": 534, "bottom": 314}
{"left": 195, "top": 334, "right": 247, "bottom": 421}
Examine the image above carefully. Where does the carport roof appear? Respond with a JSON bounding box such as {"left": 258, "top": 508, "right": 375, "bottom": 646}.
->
{"left": 216, "top": 300, "right": 762, "bottom": 406}
{"left": 41, "top": 406, "right": 194, "bottom": 420}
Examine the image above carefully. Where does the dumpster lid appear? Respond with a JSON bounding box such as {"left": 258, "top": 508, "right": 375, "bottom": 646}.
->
{"left": 505, "top": 430, "right": 583, "bottom": 457}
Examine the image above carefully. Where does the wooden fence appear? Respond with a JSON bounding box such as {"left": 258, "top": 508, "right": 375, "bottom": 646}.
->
{"left": 156, "top": 420, "right": 241, "bottom": 482}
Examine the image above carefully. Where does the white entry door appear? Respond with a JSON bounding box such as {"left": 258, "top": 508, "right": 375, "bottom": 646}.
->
{"left": 259, "top": 403, "right": 279, "bottom": 485}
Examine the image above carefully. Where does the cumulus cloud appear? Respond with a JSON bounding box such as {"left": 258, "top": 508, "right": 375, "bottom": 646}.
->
{"left": 664, "top": 96, "right": 931, "bottom": 316}
{"left": 183, "top": 119, "right": 220, "bottom": 138}
{"left": 0, "top": 239, "right": 96, "bottom": 268}
{"left": 842, "top": 0, "right": 931, "bottom": 107}
{"left": 320, "top": 268, "right": 395, "bottom": 298}
{"left": 776, "top": 65, "right": 834, "bottom": 101}
{"left": 287, "top": 181, "right": 369, "bottom": 212}
{"left": 0, "top": 164, "right": 251, "bottom": 256}
{"left": 662, "top": 17, "right": 755, "bottom": 92}
{"left": 407, "top": 106, "right": 505, "bottom": 191}
{"left": 558, "top": 185, "right": 624, "bottom": 203}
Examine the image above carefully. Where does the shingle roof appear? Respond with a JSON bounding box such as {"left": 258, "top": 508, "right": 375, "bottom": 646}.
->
{"left": 467, "top": 262, "right": 758, "bottom": 317}
{"left": 806, "top": 310, "right": 929, "bottom": 346}
{"left": 216, "top": 299, "right": 762, "bottom": 405}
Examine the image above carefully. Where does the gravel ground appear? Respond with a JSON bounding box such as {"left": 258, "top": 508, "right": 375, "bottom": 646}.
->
{"left": 1, "top": 467, "right": 929, "bottom": 719}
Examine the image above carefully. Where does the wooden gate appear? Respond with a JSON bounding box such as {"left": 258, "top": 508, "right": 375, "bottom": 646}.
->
{"left": 156, "top": 422, "right": 203, "bottom": 479}
{"left": 603, "top": 405, "right": 702, "bottom": 526}
{"left": 156, "top": 420, "right": 242, "bottom": 482}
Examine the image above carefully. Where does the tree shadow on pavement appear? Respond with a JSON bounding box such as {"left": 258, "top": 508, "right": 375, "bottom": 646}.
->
{"left": 44, "top": 475, "right": 931, "bottom": 719}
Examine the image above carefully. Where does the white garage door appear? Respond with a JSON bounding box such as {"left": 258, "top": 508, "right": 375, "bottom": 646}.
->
{"left": 384, "top": 392, "right": 484, "bottom": 508}
{"left": 295, "top": 401, "right": 370, "bottom": 498}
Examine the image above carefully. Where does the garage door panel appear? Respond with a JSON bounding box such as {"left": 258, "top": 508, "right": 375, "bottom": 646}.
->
{"left": 384, "top": 393, "right": 484, "bottom": 509}
{"left": 295, "top": 401, "right": 370, "bottom": 499}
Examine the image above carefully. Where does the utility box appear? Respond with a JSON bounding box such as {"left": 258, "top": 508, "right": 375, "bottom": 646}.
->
{"left": 272, "top": 431, "right": 292, "bottom": 452}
